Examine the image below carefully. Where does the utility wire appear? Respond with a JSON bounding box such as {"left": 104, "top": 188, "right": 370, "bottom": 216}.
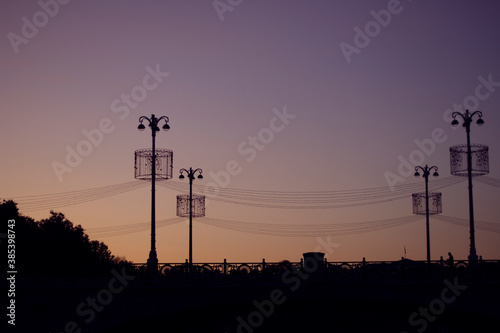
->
{"left": 9, "top": 181, "right": 149, "bottom": 212}
{"left": 7, "top": 175, "right": 500, "bottom": 212}
{"left": 196, "top": 215, "right": 422, "bottom": 237}
{"left": 159, "top": 176, "right": 467, "bottom": 209}
{"left": 434, "top": 215, "right": 500, "bottom": 233}
{"left": 86, "top": 217, "right": 186, "bottom": 238}
{"left": 475, "top": 176, "right": 500, "bottom": 189}
{"left": 83, "top": 215, "right": 500, "bottom": 239}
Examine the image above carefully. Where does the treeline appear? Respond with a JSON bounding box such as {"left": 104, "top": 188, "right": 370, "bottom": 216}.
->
{"left": 1, "top": 199, "right": 134, "bottom": 278}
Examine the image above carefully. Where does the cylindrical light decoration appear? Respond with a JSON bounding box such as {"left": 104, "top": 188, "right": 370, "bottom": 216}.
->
{"left": 177, "top": 194, "right": 206, "bottom": 217}
{"left": 412, "top": 192, "right": 442, "bottom": 215}
{"left": 450, "top": 144, "right": 489, "bottom": 177}
{"left": 134, "top": 148, "right": 173, "bottom": 180}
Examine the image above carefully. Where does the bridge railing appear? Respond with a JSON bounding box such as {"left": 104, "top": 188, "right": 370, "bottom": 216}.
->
{"left": 131, "top": 257, "right": 500, "bottom": 281}
{"left": 132, "top": 259, "right": 303, "bottom": 280}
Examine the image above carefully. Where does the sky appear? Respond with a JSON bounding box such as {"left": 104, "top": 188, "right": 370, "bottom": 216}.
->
{"left": 1, "top": 0, "right": 499, "bottom": 264}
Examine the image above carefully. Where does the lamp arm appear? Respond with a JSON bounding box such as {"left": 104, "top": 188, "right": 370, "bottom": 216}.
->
{"left": 470, "top": 111, "right": 483, "bottom": 119}
{"left": 451, "top": 112, "right": 466, "bottom": 122}
{"left": 138, "top": 116, "right": 151, "bottom": 124}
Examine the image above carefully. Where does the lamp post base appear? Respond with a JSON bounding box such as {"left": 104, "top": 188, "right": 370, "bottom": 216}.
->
{"left": 147, "top": 251, "right": 158, "bottom": 275}
{"left": 468, "top": 252, "right": 478, "bottom": 266}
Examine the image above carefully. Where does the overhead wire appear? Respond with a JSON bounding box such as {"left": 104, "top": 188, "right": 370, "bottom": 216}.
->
{"left": 8, "top": 181, "right": 149, "bottom": 212}
{"left": 475, "top": 175, "right": 500, "bottom": 189}
{"left": 159, "top": 176, "right": 467, "bottom": 209}
{"left": 196, "top": 215, "right": 423, "bottom": 237}
{"left": 85, "top": 217, "right": 186, "bottom": 238}
{"left": 4, "top": 173, "right": 498, "bottom": 241}
{"left": 83, "top": 215, "right": 424, "bottom": 238}
{"left": 434, "top": 215, "right": 500, "bottom": 233}
{"left": 6, "top": 176, "right": 499, "bottom": 212}
{"left": 82, "top": 214, "right": 500, "bottom": 238}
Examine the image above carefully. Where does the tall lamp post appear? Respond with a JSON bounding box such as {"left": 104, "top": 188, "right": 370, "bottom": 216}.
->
{"left": 414, "top": 165, "right": 439, "bottom": 265}
{"left": 451, "top": 110, "right": 484, "bottom": 265}
{"left": 138, "top": 114, "right": 170, "bottom": 274}
{"left": 179, "top": 167, "right": 203, "bottom": 268}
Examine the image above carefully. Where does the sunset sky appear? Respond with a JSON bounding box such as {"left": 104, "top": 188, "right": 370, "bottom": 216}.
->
{"left": 1, "top": 0, "right": 499, "bottom": 264}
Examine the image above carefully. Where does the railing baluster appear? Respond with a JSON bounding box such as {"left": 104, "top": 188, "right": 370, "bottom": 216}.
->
{"left": 130, "top": 258, "right": 495, "bottom": 281}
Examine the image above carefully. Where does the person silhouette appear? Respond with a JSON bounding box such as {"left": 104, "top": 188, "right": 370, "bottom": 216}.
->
{"left": 446, "top": 252, "right": 454, "bottom": 268}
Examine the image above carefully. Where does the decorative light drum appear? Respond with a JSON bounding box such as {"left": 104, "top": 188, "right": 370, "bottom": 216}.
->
{"left": 134, "top": 148, "right": 173, "bottom": 180}
{"left": 177, "top": 194, "right": 206, "bottom": 217}
{"left": 412, "top": 192, "right": 442, "bottom": 215}
{"left": 449, "top": 144, "right": 489, "bottom": 177}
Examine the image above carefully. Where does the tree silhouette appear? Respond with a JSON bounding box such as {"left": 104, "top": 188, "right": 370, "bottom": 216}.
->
{"left": 1, "top": 199, "right": 133, "bottom": 278}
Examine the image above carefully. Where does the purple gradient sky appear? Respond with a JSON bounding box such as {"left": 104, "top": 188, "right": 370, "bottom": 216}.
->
{"left": 1, "top": 0, "right": 499, "bottom": 263}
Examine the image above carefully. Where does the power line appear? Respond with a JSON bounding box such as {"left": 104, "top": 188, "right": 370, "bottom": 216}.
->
{"left": 83, "top": 214, "right": 500, "bottom": 239}
{"left": 475, "top": 176, "right": 500, "bottom": 189}
{"left": 195, "top": 215, "right": 423, "bottom": 237}
{"left": 7, "top": 175, "right": 500, "bottom": 212}
{"left": 86, "top": 217, "right": 186, "bottom": 238}
{"left": 435, "top": 215, "right": 500, "bottom": 233}
{"left": 159, "top": 176, "right": 467, "bottom": 209}
{"left": 8, "top": 181, "right": 149, "bottom": 212}
{"left": 85, "top": 215, "right": 422, "bottom": 238}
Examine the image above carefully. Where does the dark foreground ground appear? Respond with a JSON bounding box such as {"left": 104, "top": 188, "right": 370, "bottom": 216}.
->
{"left": 4, "top": 271, "right": 499, "bottom": 333}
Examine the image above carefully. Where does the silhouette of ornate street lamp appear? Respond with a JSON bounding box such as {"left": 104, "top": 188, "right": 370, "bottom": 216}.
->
{"left": 413, "top": 165, "right": 440, "bottom": 265}
{"left": 450, "top": 110, "right": 486, "bottom": 265}
{"left": 136, "top": 114, "right": 171, "bottom": 274}
{"left": 179, "top": 167, "right": 203, "bottom": 268}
